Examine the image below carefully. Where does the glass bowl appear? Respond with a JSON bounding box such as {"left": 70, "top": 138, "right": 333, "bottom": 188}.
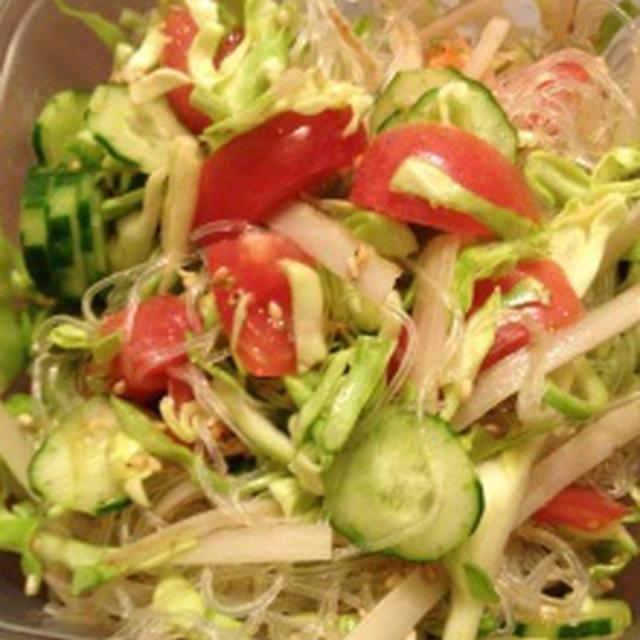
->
{"left": 0, "top": 1, "right": 639, "bottom": 638}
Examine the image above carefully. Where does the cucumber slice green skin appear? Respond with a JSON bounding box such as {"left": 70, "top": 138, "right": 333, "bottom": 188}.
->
{"left": 515, "top": 598, "right": 632, "bottom": 638}
{"left": 32, "top": 90, "right": 91, "bottom": 167}
{"left": 47, "top": 172, "right": 87, "bottom": 300}
{"left": 77, "top": 173, "right": 108, "bottom": 283}
{"left": 370, "top": 67, "right": 463, "bottom": 133}
{"left": 20, "top": 167, "right": 109, "bottom": 299}
{"left": 28, "top": 397, "right": 130, "bottom": 516}
{"left": 87, "top": 84, "right": 189, "bottom": 174}
{"left": 379, "top": 76, "right": 518, "bottom": 162}
{"left": 325, "top": 408, "right": 483, "bottom": 562}
{"left": 20, "top": 169, "right": 55, "bottom": 296}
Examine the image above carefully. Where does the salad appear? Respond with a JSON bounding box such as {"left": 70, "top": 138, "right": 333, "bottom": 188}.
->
{"left": 2, "top": 0, "right": 640, "bottom": 638}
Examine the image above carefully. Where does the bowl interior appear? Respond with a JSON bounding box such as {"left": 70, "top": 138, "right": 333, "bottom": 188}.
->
{"left": 0, "top": 0, "right": 639, "bottom": 638}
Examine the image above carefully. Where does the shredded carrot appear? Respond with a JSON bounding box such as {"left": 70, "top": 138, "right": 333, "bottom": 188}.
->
{"left": 424, "top": 37, "right": 471, "bottom": 70}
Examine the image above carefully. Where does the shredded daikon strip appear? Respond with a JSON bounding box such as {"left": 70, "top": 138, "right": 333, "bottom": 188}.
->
{"left": 517, "top": 395, "right": 640, "bottom": 525}
{"left": 453, "top": 284, "right": 640, "bottom": 429}
{"left": 410, "top": 234, "right": 460, "bottom": 413}
{"left": 443, "top": 438, "right": 543, "bottom": 640}
{"left": 269, "top": 202, "right": 402, "bottom": 305}
{"left": 108, "top": 500, "right": 279, "bottom": 567}
{"left": 463, "top": 17, "right": 511, "bottom": 80}
{"left": 175, "top": 522, "right": 333, "bottom": 565}
{"left": 420, "top": 0, "right": 501, "bottom": 43}
{"left": 345, "top": 569, "right": 446, "bottom": 640}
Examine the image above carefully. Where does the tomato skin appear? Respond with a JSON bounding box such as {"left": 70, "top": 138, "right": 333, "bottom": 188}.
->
{"left": 100, "top": 295, "right": 196, "bottom": 400}
{"left": 473, "top": 259, "right": 583, "bottom": 369}
{"left": 163, "top": 6, "right": 211, "bottom": 134}
{"left": 533, "top": 485, "right": 629, "bottom": 532}
{"left": 163, "top": 6, "right": 242, "bottom": 134}
{"left": 194, "top": 108, "right": 368, "bottom": 227}
{"left": 205, "top": 230, "right": 314, "bottom": 377}
{"left": 214, "top": 27, "right": 243, "bottom": 67}
{"left": 168, "top": 376, "right": 195, "bottom": 407}
{"left": 350, "top": 123, "right": 538, "bottom": 236}
{"left": 165, "top": 85, "right": 213, "bottom": 136}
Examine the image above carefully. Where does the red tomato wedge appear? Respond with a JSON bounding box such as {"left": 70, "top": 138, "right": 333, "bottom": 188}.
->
{"left": 168, "top": 376, "right": 196, "bottom": 407}
{"left": 533, "top": 485, "right": 629, "bottom": 532}
{"left": 204, "top": 230, "right": 314, "bottom": 377}
{"left": 194, "top": 108, "right": 367, "bottom": 227}
{"left": 472, "top": 259, "right": 583, "bottom": 369}
{"left": 163, "top": 5, "right": 242, "bottom": 134}
{"left": 100, "top": 295, "right": 196, "bottom": 400}
{"left": 350, "top": 123, "right": 538, "bottom": 236}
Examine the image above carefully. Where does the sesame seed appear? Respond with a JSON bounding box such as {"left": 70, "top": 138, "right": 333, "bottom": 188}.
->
{"left": 181, "top": 270, "right": 198, "bottom": 289}
{"left": 17, "top": 414, "right": 34, "bottom": 428}
{"left": 227, "top": 289, "right": 242, "bottom": 306}
{"left": 484, "top": 423, "right": 503, "bottom": 437}
{"left": 112, "top": 380, "right": 127, "bottom": 396}
{"left": 347, "top": 244, "right": 373, "bottom": 280}
{"left": 212, "top": 266, "right": 232, "bottom": 286}
{"left": 347, "top": 254, "right": 360, "bottom": 280}
{"left": 268, "top": 300, "right": 284, "bottom": 321}
{"left": 459, "top": 379, "right": 473, "bottom": 401}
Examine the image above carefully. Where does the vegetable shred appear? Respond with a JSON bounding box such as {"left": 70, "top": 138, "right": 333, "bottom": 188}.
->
{"left": 3, "top": 0, "right": 640, "bottom": 639}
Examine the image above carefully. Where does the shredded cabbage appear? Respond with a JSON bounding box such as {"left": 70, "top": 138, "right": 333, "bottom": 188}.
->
{"left": 7, "top": 2, "right": 640, "bottom": 640}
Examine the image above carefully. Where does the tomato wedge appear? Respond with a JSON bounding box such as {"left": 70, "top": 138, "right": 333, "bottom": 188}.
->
{"left": 163, "top": 5, "right": 242, "bottom": 134}
{"left": 472, "top": 259, "right": 583, "bottom": 369}
{"left": 168, "top": 376, "right": 196, "bottom": 407}
{"left": 533, "top": 485, "right": 629, "bottom": 532}
{"left": 350, "top": 123, "right": 538, "bottom": 236}
{"left": 204, "top": 230, "right": 314, "bottom": 377}
{"left": 100, "top": 295, "right": 196, "bottom": 400}
{"left": 194, "top": 108, "right": 367, "bottom": 227}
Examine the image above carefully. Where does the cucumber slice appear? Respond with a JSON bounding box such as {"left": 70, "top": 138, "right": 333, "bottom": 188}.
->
{"left": 47, "top": 172, "right": 87, "bottom": 299}
{"left": 76, "top": 172, "right": 95, "bottom": 280}
{"left": 381, "top": 77, "right": 518, "bottom": 161}
{"left": 20, "top": 169, "right": 55, "bottom": 295}
{"left": 325, "top": 407, "right": 483, "bottom": 561}
{"left": 32, "top": 90, "right": 90, "bottom": 167}
{"left": 77, "top": 172, "right": 108, "bottom": 283}
{"left": 89, "top": 177, "right": 109, "bottom": 282}
{"left": 370, "top": 67, "right": 462, "bottom": 133}
{"left": 515, "top": 598, "right": 632, "bottom": 638}
{"left": 87, "top": 84, "right": 190, "bottom": 174}
{"left": 29, "top": 397, "right": 130, "bottom": 515}
{"left": 415, "top": 79, "right": 518, "bottom": 161}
